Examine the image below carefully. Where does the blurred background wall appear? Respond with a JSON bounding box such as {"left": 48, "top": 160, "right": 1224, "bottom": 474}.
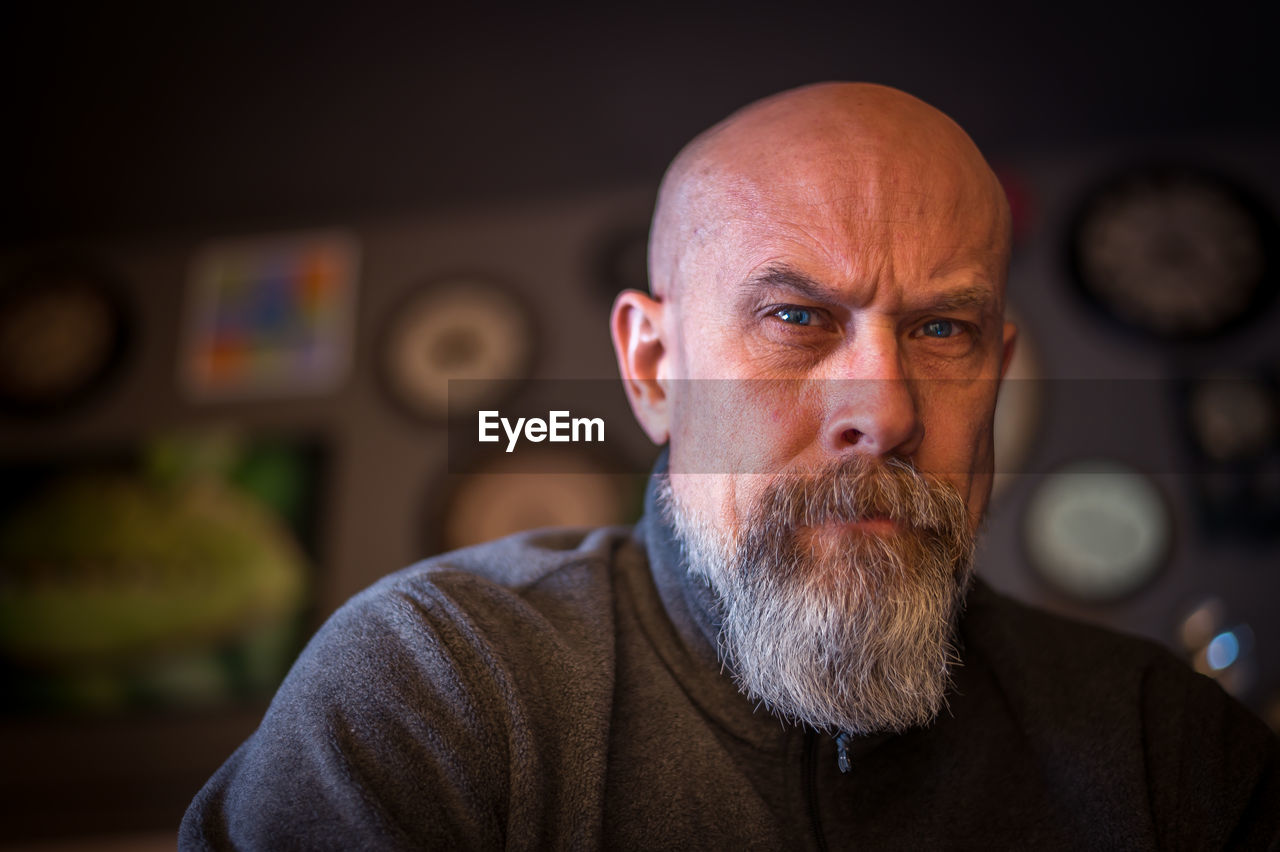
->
{"left": 2, "top": 2, "right": 1278, "bottom": 847}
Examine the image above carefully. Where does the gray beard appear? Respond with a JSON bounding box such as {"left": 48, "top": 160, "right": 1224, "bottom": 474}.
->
{"left": 659, "top": 456, "right": 977, "bottom": 735}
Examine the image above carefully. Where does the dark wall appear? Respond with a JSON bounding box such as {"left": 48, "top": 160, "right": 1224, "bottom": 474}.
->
{"left": 8, "top": 1, "right": 1279, "bottom": 244}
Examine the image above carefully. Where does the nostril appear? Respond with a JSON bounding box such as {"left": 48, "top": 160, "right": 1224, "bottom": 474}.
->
{"left": 842, "top": 428, "right": 863, "bottom": 445}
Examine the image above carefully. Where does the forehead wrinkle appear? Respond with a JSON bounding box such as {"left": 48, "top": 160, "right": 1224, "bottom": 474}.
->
{"left": 723, "top": 190, "right": 1004, "bottom": 296}
{"left": 737, "top": 172, "right": 984, "bottom": 264}
{"left": 652, "top": 83, "right": 1011, "bottom": 303}
{"left": 751, "top": 161, "right": 941, "bottom": 228}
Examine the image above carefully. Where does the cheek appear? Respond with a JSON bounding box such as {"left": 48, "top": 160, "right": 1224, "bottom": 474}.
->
{"left": 685, "top": 381, "right": 813, "bottom": 474}
{"left": 919, "top": 380, "right": 998, "bottom": 459}
{"left": 917, "top": 385, "right": 999, "bottom": 500}
{"left": 668, "top": 472, "right": 761, "bottom": 542}
{"left": 744, "top": 382, "right": 816, "bottom": 470}
{"left": 670, "top": 382, "right": 769, "bottom": 474}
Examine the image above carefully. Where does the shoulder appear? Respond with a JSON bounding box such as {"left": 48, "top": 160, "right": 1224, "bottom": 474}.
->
{"left": 180, "top": 526, "right": 643, "bottom": 848}
{"left": 294, "top": 524, "right": 642, "bottom": 733}
{"left": 962, "top": 579, "right": 1180, "bottom": 682}
{"left": 962, "top": 579, "right": 1280, "bottom": 848}
{"left": 309, "top": 525, "right": 641, "bottom": 697}
{"left": 396, "top": 525, "right": 637, "bottom": 591}
{"left": 338, "top": 525, "right": 638, "bottom": 650}
{"left": 961, "top": 578, "right": 1258, "bottom": 727}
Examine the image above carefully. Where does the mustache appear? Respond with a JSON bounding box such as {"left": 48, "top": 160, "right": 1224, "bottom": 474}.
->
{"left": 759, "top": 455, "right": 969, "bottom": 536}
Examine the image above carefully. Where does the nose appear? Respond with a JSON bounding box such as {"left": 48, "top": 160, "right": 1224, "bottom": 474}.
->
{"left": 820, "top": 330, "right": 923, "bottom": 458}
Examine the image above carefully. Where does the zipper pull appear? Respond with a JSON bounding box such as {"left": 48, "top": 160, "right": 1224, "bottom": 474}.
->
{"left": 835, "top": 732, "right": 853, "bottom": 774}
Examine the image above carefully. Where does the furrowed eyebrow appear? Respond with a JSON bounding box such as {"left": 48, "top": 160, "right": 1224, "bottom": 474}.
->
{"left": 739, "top": 265, "right": 999, "bottom": 317}
{"left": 914, "top": 286, "right": 999, "bottom": 317}
{"left": 737, "top": 265, "right": 842, "bottom": 304}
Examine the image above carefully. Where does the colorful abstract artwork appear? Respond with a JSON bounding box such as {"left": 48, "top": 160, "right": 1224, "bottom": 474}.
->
{"left": 180, "top": 231, "right": 359, "bottom": 399}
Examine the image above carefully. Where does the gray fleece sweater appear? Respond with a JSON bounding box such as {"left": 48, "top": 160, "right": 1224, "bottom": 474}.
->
{"left": 180, "top": 475, "right": 1280, "bottom": 850}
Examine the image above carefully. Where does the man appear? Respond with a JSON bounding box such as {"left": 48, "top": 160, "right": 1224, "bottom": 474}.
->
{"left": 181, "top": 83, "right": 1280, "bottom": 849}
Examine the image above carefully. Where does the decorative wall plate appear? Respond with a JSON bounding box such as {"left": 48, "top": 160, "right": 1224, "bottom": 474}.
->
{"left": 1067, "top": 165, "right": 1275, "bottom": 339}
{"left": 0, "top": 261, "right": 130, "bottom": 415}
{"left": 1181, "top": 372, "right": 1280, "bottom": 537}
{"left": 1186, "top": 373, "right": 1276, "bottom": 463}
{"left": 381, "top": 280, "right": 535, "bottom": 422}
{"left": 435, "top": 450, "right": 627, "bottom": 552}
{"left": 1023, "top": 459, "right": 1171, "bottom": 603}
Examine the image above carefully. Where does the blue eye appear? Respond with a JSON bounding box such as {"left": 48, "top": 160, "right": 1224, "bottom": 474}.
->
{"left": 774, "top": 306, "right": 813, "bottom": 325}
{"left": 921, "top": 319, "right": 956, "bottom": 338}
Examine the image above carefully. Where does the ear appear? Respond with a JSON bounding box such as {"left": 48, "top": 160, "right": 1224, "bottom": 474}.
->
{"left": 999, "top": 320, "right": 1019, "bottom": 380}
{"left": 611, "top": 289, "right": 671, "bottom": 445}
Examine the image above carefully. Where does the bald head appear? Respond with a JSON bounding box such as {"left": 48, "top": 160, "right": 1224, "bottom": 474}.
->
{"left": 649, "top": 82, "right": 1011, "bottom": 301}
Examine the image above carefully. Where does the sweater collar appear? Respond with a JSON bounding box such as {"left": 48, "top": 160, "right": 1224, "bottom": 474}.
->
{"left": 629, "top": 452, "right": 816, "bottom": 752}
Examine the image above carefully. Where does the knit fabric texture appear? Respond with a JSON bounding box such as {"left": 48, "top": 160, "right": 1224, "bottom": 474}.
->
{"left": 180, "top": 475, "right": 1280, "bottom": 850}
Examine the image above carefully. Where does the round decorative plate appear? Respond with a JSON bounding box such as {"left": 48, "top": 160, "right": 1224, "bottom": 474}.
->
{"left": 0, "top": 263, "right": 130, "bottom": 415}
{"left": 1023, "top": 459, "right": 1171, "bottom": 603}
{"left": 1068, "top": 166, "right": 1275, "bottom": 339}
{"left": 436, "top": 450, "right": 628, "bottom": 552}
{"left": 1186, "top": 373, "right": 1276, "bottom": 463}
{"left": 382, "top": 280, "right": 535, "bottom": 421}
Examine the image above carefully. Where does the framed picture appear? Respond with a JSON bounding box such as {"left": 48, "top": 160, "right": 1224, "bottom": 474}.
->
{"left": 180, "top": 230, "right": 359, "bottom": 400}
